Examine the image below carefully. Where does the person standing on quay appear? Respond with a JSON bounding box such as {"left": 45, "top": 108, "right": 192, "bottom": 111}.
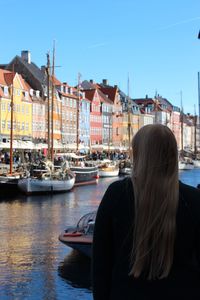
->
{"left": 92, "top": 124, "right": 200, "bottom": 300}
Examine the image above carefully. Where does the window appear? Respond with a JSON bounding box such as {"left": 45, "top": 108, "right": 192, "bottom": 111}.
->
{"left": 1, "top": 102, "right": 6, "bottom": 111}
{"left": 4, "top": 86, "right": 8, "bottom": 96}
{"left": 7, "top": 121, "right": 11, "bottom": 130}
{"left": 1, "top": 120, "right": 5, "bottom": 130}
{"left": 25, "top": 91, "right": 29, "bottom": 99}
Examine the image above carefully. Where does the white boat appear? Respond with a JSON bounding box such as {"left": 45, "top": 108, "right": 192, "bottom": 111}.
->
{"left": 119, "top": 167, "right": 132, "bottom": 175}
{"left": 59, "top": 211, "right": 96, "bottom": 257}
{"left": 178, "top": 160, "right": 194, "bottom": 170}
{"left": 98, "top": 161, "right": 119, "bottom": 177}
{"left": 192, "top": 160, "right": 200, "bottom": 168}
{"left": 119, "top": 159, "right": 132, "bottom": 175}
{"left": 18, "top": 174, "right": 75, "bottom": 195}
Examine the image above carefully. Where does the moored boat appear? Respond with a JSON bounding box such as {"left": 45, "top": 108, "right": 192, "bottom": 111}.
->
{"left": 178, "top": 160, "right": 194, "bottom": 170}
{"left": 18, "top": 161, "right": 75, "bottom": 195}
{"left": 0, "top": 178, "right": 20, "bottom": 196}
{"left": 70, "top": 165, "right": 99, "bottom": 186}
{"left": 193, "top": 159, "right": 200, "bottom": 168}
{"left": 59, "top": 211, "right": 96, "bottom": 257}
{"left": 98, "top": 160, "right": 119, "bottom": 177}
{"left": 18, "top": 175, "right": 75, "bottom": 195}
{"left": 119, "top": 159, "right": 132, "bottom": 175}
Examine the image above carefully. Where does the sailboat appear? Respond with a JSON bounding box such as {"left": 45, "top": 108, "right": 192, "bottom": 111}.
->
{"left": 18, "top": 47, "right": 75, "bottom": 194}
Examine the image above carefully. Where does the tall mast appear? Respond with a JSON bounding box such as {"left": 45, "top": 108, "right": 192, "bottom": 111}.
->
{"left": 46, "top": 53, "right": 51, "bottom": 159}
{"left": 180, "top": 90, "right": 184, "bottom": 153}
{"left": 194, "top": 104, "right": 197, "bottom": 158}
{"left": 76, "top": 73, "right": 81, "bottom": 152}
{"left": 127, "top": 75, "right": 131, "bottom": 157}
{"left": 198, "top": 72, "right": 200, "bottom": 153}
{"left": 9, "top": 65, "right": 14, "bottom": 175}
{"left": 108, "top": 112, "right": 111, "bottom": 157}
{"left": 51, "top": 42, "right": 55, "bottom": 162}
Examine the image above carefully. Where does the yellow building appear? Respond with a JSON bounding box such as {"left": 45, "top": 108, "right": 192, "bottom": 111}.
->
{"left": 122, "top": 112, "right": 140, "bottom": 148}
{"left": 0, "top": 69, "right": 32, "bottom": 144}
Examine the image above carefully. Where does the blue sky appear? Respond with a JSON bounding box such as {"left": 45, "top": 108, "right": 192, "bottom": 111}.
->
{"left": 1, "top": 0, "right": 200, "bottom": 114}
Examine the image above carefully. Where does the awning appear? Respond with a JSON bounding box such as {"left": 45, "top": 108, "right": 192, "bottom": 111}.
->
{"left": 0, "top": 140, "right": 34, "bottom": 149}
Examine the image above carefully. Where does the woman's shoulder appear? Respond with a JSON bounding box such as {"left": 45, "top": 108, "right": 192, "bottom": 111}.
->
{"left": 179, "top": 181, "right": 200, "bottom": 222}
{"left": 179, "top": 181, "right": 200, "bottom": 200}
{"left": 107, "top": 177, "right": 133, "bottom": 194}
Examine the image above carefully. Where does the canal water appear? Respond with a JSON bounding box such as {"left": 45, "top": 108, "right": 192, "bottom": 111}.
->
{"left": 0, "top": 170, "right": 199, "bottom": 300}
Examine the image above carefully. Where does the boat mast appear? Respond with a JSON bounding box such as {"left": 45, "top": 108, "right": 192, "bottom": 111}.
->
{"left": 198, "top": 72, "right": 200, "bottom": 154}
{"left": 194, "top": 104, "right": 197, "bottom": 158}
{"left": 46, "top": 53, "right": 51, "bottom": 159}
{"left": 76, "top": 73, "right": 81, "bottom": 152}
{"left": 9, "top": 65, "right": 14, "bottom": 175}
{"left": 51, "top": 42, "right": 55, "bottom": 162}
{"left": 127, "top": 75, "right": 131, "bottom": 157}
{"left": 180, "top": 90, "right": 184, "bottom": 154}
{"left": 108, "top": 112, "right": 111, "bottom": 157}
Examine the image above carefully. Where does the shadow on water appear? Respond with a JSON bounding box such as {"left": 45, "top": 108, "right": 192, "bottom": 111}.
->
{"left": 58, "top": 250, "right": 92, "bottom": 290}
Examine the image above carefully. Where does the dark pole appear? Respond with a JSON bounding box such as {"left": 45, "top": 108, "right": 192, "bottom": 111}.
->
{"left": 180, "top": 90, "right": 184, "bottom": 153}
{"left": 46, "top": 53, "right": 51, "bottom": 159}
{"left": 9, "top": 65, "right": 14, "bottom": 174}
{"left": 197, "top": 31, "right": 200, "bottom": 152}
{"left": 198, "top": 72, "right": 200, "bottom": 151}
{"left": 76, "top": 73, "right": 81, "bottom": 152}
{"left": 51, "top": 43, "right": 55, "bottom": 162}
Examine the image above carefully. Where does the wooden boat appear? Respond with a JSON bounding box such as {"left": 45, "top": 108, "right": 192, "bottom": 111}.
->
{"left": 193, "top": 159, "right": 200, "bottom": 168}
{"left": 178, "top": 160, "right": 194, "bottom": 170}
{"left": 98, "top": 160, "right": 119, "bottom": 177}
{"left": 119, "top": 159, "right": 132, "bottom": 175}
{"left": 59, "top": 211, "right": 96, "bottom": 257}
{"left": 0, "top": 166, "right": 28, "bottom": 196}
{"left": 0, "top": 177, "right": 20, "bottom": 196}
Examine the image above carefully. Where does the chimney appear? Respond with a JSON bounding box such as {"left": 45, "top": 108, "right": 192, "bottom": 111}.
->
{"left": 145, "top": 94, "right": 148, "bottom": 99}
{"left": 21, "top": 50, "right": 31, "bottom": 64}
{"left": 114, "top": 85, "right": 118, "bottom": 89}
{"left": 90, "top": 79, "right": 94, "bottom": 84}
{"left": 102, "top": 79, "right": 108, "bottom": 85}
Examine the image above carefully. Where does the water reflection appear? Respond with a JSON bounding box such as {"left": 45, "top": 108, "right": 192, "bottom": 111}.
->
{"left": 0, "top": 173, "right": 199, "bottom": 299}
{"left": 58, "top": 250, "right": 91, "bottom": 290}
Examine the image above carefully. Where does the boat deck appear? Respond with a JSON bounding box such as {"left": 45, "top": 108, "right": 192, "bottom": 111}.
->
{"left": 59, "top": 233, "right": 93, "bottom": 244}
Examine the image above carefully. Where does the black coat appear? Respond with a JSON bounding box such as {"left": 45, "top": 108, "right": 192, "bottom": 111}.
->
{"left": 92, "top": 178, "right": 200, "bottom": 300}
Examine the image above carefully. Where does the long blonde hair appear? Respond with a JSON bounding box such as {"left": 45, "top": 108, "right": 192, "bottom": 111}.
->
{"left": 129, "top": 124, "right": 179, "bottom": 280}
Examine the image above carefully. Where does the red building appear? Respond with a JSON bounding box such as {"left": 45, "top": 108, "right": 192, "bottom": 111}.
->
{"left": 84, "top": 89, "right": 102, "bottom": 148}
